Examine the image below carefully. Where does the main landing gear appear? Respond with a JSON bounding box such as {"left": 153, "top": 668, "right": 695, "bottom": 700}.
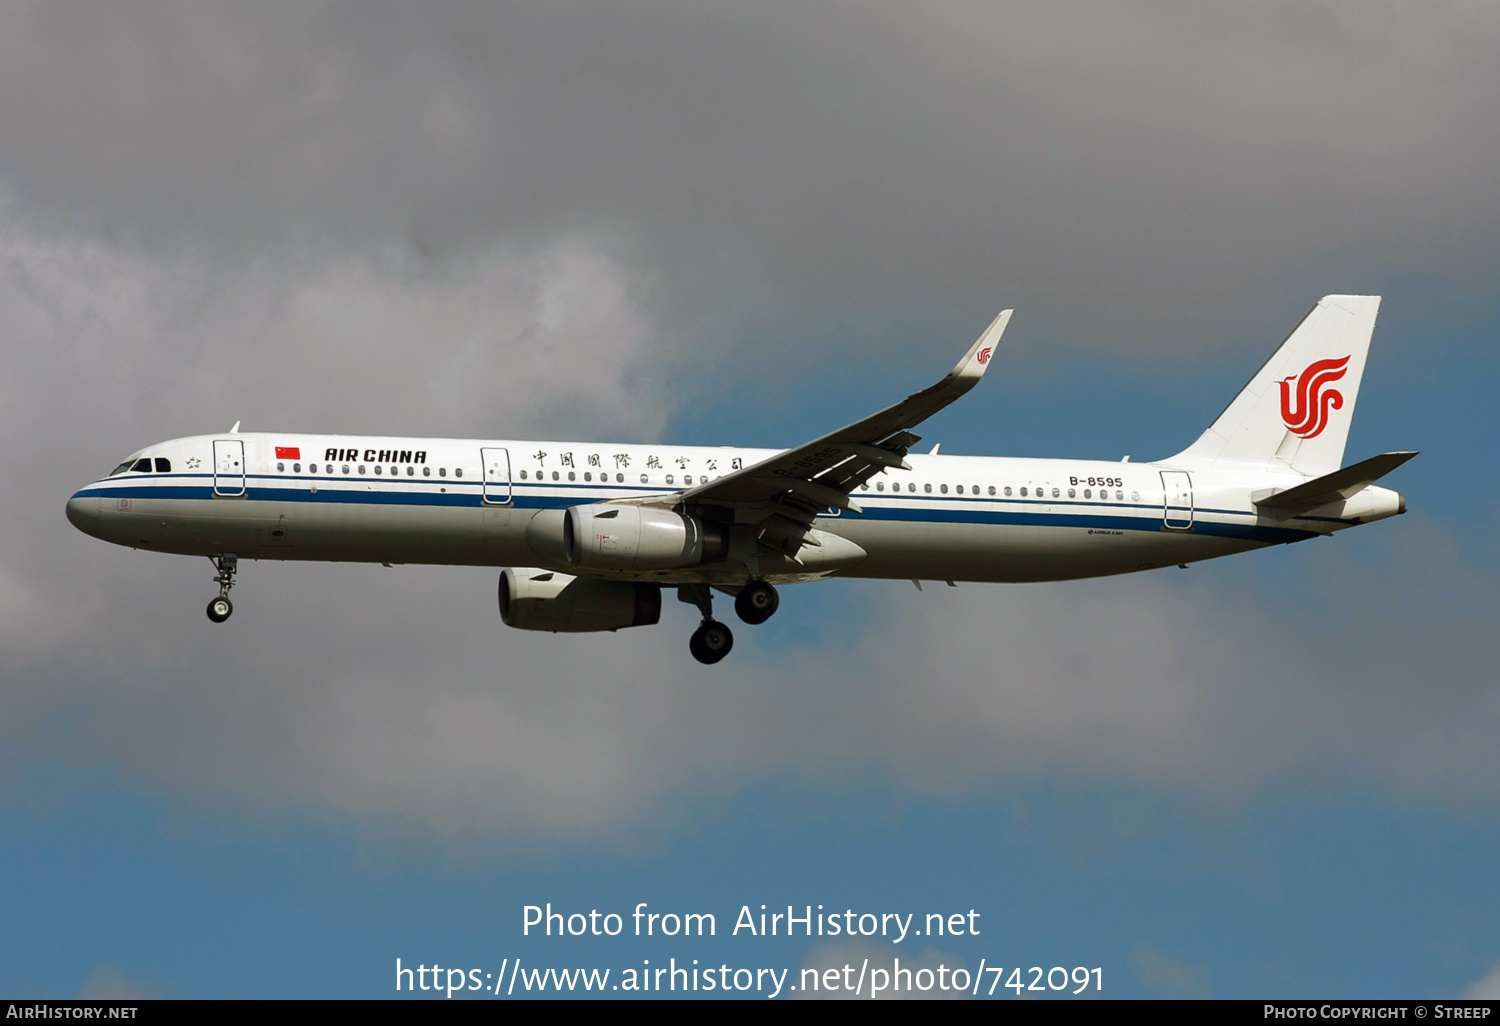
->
{"left": 206, "top": 554, "right": 237, "bottom": 623}
{"left": 680, "top": 584, "right": 733, "bottom": 665}
{"left": 679, "top": 580, "right": 781, "bottom": 664}
{"left": 733, "top": 580, "right": 780, "bottom": 625}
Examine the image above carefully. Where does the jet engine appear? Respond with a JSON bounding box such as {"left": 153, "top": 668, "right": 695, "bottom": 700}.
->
{"left": 563, "top": 503, "right": 725, "bottom": 571}
{"left": 498, "top": 567, "right": 661, "bottom": 633}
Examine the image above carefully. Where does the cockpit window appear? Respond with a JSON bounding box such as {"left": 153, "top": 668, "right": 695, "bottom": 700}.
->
{"left": 154, "top": 458, "right": 171, "bottom": 473}
{"left": 131, "top": 458, "right": 152, "bottom": 473}
{"left": 110, "top": 461, "right": 135, "bottom": 476}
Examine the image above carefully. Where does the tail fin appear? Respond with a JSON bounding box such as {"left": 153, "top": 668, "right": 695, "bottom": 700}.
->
{"left": 1173, "top": 295, "right": 1381, "bottom": 477}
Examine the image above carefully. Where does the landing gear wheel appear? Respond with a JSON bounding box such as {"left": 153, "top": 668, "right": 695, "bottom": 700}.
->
{"left": 206, "top": 554, "right": 238, "bottom": 624}
{"left": 734, "top": 581, "right": 780, "bottom": 625}
{"left": 689, "top": 620, "right": 734, "bottom": 664}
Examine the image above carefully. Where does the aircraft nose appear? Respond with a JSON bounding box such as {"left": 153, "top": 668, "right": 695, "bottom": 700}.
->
{"left": 65, "top": 491, "right": 101, "bottom": 534}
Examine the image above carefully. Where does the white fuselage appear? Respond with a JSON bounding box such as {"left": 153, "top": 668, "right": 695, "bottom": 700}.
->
{"left": 64, "top": 432, "right": 1403, "bottom": 584}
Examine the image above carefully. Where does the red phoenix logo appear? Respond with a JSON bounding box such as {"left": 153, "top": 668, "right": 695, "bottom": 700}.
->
{"left": 977, "top": 347, "right": 993, "bottom": 365}
{"left": 1279, "top": 355, "right": 1350, "bottom": 439}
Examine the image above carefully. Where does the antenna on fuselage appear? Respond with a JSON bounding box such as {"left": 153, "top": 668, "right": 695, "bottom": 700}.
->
{"left": 229, "top": 421, "right": 240, "bottom": 434}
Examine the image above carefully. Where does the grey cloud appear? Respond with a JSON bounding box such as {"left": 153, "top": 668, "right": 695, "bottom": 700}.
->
{"left": 5, "top": 205, "right": 1497, "bottom": 844}
{"left": 2, "top": 8, "right": 1497, "bottom": 849}
{"left": 1, "top": 2, "right": 1498, "bottom": 355}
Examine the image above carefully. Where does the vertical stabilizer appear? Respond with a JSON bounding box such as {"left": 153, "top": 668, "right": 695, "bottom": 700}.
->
{"left": 1173, "top": 295, "right": 1380, "bottom": 478}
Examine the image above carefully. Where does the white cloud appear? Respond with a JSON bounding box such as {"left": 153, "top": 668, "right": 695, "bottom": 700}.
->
{"left": 1131, "top": 943, "right": 1211, "bottom": 998}
{"left": 1462, "top": 960, "right": 1500, "bottom": 999}
{"left": 75, "top": 966, "right": 160, "bottom": 1000}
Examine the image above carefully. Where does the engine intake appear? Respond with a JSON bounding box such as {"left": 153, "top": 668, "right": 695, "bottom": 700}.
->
{"left": 564, "top": 503, "right": 724, "bottom": 571}
{"left": 499, "top": 567, "right": 661, "bottom": 633}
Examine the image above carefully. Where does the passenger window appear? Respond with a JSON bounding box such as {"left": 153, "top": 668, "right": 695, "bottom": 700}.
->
{"left": 374, "top": 465, "right": 382, "bottom": 475}
{"left": 940, "top": 484, "right": 948, "bottom": 494}
{"left": 1130, "top": 490, "right": 1139, "bottom": 501}
{"left": 277, "top": 462, "right": 285, "bottom": 472}
{"left": 666, "top": 474, "right": 674, "bottom": 485}
{"left": 455, "top": 468, "right": 463, "bottom": 478}
{"left": 954, "top": 485, "right": 962, "bottom": 494}
{"left": 584, "top": 472, "right": 592, "bottom": 482}
{"left": 551, "top": 471, "right": 559, "bottom": 481}
{"left": 325, "top": 465, "right": 332, "bottom": 474}
{"left": 1067, "top": 487, "right": 1075, "bottom": 498}
{"left": 640, "top": 474, "right": 649, "bottom": 484}
{"left": 1020, "top": 487, "right": 1028, "bottom": 497}
{"left": 908, "top": 483, "right": 916, "bottom": 493}
{"left": 1001, "top": 486, "right": 1009, "bottom": 496}
{"left": 520, "top": 470, "right": 528, "bottom": 480}
{"left": 423, "top": 467, "right": 431, "bottom": 477}
{"left": 439, "top": 468, "right": 447, "bottom": 477}
{"left": 407, "top": 466, "right": 414, "bottom": 476}
{"left": 1116, "top": 490, "right": 1123, "bottom": 500}
{"left": 1052, "top": 487, "right": 1060, "bottom": 498}
{"left": 155, "top": 458, "right": 172, "bottom": 473}
{"left": 1083, "top": 488, "right": 1091, "bottom": 499}
{"left": 342, "top": 465, "right": 350, "bottom": 474}
{"left": 359, "top": 465, "right": 367, "bottom": 475}
{"left": 132, "top": 458, "right": 152, "bottom": 473}
{"left": 616, "top": 473, "right": 625, "bottom": 483}
{"left": 924, "top": 483, "right": 932, "bottom": 493}
{"left": 568, "top": 471, "right": 576, "bottom": 482}
{"left": 876, "top": 482, "right": 884, "bottom": 491}
{"left": 292, "top": 462, "right": 300, "bottom": 473}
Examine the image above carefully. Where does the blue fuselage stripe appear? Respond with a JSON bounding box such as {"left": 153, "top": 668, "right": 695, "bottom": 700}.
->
{"left": 79, "top": 473, "right": 1319, "bottom": 545}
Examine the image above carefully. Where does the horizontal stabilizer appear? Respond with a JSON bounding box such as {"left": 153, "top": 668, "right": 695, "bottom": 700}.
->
{"left": 1254, "top": 451, "right": 1418, "bottom": 512}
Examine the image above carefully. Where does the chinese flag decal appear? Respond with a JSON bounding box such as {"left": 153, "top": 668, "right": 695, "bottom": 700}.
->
{"left": 275, "top": 446, "right": 301, "bottom": 460}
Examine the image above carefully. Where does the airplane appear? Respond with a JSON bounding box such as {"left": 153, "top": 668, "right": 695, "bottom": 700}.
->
{"left": 66, "top": 295, "right": 1414, "bottom": 664}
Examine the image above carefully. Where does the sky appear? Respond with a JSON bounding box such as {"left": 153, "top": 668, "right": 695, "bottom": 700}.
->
{"left": 2, "top": 0, "right": 1499, "bottom": 1000}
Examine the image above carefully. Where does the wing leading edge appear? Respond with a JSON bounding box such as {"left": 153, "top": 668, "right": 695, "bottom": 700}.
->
{"left": 674, "top": 310, "right": 1012, "bottom": 556}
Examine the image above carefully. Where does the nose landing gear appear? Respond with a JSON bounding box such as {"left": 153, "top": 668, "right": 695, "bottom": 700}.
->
{"left": 206, "top": 554, "right": 237, "bottom": 623}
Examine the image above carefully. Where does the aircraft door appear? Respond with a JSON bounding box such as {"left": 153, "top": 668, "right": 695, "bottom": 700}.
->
{"left": 481, "top": 447, "right": 513, "bottom": 505}
{"left": 1160, "top": 470, "right": 1193, "bottom": 530}
{"left": 213, "top": 439, "right": 246, "bottom": 497}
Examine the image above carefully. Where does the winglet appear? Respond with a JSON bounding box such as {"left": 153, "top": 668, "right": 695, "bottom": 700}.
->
{"left": 948, "top": 309, "right": 1012, "bottom": 383}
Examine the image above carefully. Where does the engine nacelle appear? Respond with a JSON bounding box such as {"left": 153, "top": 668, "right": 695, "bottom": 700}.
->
{"left": 498, "top": 567, "right": 661, "bottom": 633}
{"left": 564, "top": 503, "right": 724, "bottom": 571}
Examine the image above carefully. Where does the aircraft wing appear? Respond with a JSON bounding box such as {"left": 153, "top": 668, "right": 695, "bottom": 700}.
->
{"left": 674, "top": 310, "right": 1012, "bottom": 554}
